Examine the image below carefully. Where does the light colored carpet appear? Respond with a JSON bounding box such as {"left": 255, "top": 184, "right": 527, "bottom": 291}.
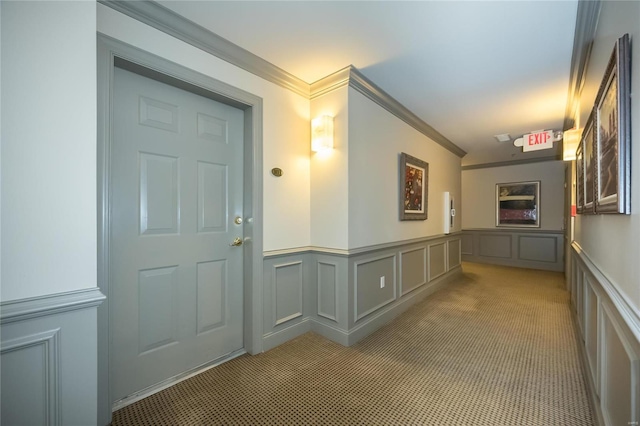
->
{"left": 112, "top": 262, "right": 595, "bottom": 425}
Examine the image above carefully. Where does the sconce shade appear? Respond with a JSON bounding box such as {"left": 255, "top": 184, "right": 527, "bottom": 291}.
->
{"left": 562, "top": 128, "right": 582, "bottom": 161}
{"left": 311, "top": 115, "right": 334, "bottom": 152}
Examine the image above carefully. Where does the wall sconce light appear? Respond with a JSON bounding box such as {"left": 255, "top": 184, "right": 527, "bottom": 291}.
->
{"left": 311, "top": 115, "right": 334, "bottom": 152}
{"left": 562, "top": 128, "right": 582, "bottom": 161}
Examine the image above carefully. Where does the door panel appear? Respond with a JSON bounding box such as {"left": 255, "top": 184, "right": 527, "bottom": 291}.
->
{"left": 111, "top": 67, "right": 244, "bottom": 402}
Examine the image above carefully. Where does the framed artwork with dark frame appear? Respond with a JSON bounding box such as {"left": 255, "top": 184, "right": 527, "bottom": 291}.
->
{"left": 399, "top": 152, "right": 428, "bottom": 221}
{"left": 496, "top": 181, "right": 540, "bottom": 228}
{"left": 582, "top": 113, "right": 596, "bottom": 214}
{"left": 576, "top": 141, "right": 585, "bottom": 213}
{"left": 594, "top": 33, "right": 631, "bottom": 214}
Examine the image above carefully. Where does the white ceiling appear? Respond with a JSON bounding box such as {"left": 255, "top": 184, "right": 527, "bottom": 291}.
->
{"left": 158, "top": 0, "right": 579, "bottom": 166}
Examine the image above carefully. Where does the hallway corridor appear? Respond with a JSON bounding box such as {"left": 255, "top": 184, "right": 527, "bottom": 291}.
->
{"left": 113, "top": 262, "right": 594, "bottom": 425}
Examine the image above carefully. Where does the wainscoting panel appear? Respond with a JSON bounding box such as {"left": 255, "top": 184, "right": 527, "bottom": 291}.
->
{"left": 317, "top": 261, "right": 338, "bottom": 322}
{"left": 448, "top": 239, "right": 461, "bottom": 271}
{"left": 272, "top": 261, "right": 304, "bottom": 327}
{"left": 428, "top": 242, "right": 447, "bottom": 281}
{"left": 462, "top": 229, "right": 564, "bottom": 272}
{"left": 517, "top": 235, "right": 557, "bottom": 263}
{"left": 461, "top": 233, "right": 473, "bottom": 255}
{"left": 570, "top": 242, "right": 640, "bottom": 426}
{"left": 584, "top": 276, "right": 600, "bottom": 395}
{"left": 400, "top": 247, "right": 427, "bottom": 296}
{"left": 263, "top": 234, "right": 464, "bottom": 350}
{"left": 600, "top": 302, "right": 638, "bottom": 426}
{"left": 479, "top": 234, "right": 512, "bottom": 258}
{"left": 0, "top": 288, "right": 104, "bottom": 426}
{"left": 576, "top": 269, "right": 584, "bottom": 338}
{"left": 1, "top": 329, "right": 60, "bottom": 426}
{"left": 354, "top": 254, "right": 397, "bottom": 322}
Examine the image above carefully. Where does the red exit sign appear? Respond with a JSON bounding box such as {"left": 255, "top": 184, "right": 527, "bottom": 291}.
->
{"left": 523, "top": 130, "right": 554, "bottom": 152}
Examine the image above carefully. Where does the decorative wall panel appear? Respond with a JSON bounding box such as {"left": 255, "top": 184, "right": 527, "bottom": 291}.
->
{"left": 354, "top": 255, "right": 396, "bottom": 321}
{"left": 273, "top": 261, "right": 303, "bottom": 326}
{"left": 570, "top": 243, "right": 640, "bottom": 426}
{"left": 428, "top": 243, "right": 446, "bottom": 281}
{"left": 400, "top": 248, "right": 427, "bottom": 295}
{"left": 448, "top": 239, "right": 461, "bottom": 270}
{"left": 462, "top": 230, "right": 563, "bottom": 272}
{"left": 317, "top": 261, "right": 338, "bottom": 322}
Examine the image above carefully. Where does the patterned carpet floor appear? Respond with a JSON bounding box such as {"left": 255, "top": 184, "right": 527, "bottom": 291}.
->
{"left": 112, "top": 262, "right": 595, "bottom": 425}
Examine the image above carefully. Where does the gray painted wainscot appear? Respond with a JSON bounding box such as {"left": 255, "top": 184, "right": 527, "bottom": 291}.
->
{"left": 262, "top": 234, "right": 462, "bottom": 350}
{"left": 570, "top": 243, "right": 640, "bottom": 426}
{"left": 0, "top": 288, "right": 105, "bottom": 425}
{"left": 461, "top": 228, "right": 564, "bottom": 272}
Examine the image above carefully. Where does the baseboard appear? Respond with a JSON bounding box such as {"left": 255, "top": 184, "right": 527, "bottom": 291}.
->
{"left": 262, "top": 318, "right": 312, "bottom": 352}
{"left": 311, "top": 319, "right": 349, "bottom": 346}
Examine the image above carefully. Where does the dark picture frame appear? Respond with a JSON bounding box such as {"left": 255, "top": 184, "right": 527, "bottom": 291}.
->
{"left": 582, "top": 113, "right": 596, "bottom": 214}
{"left": 399, "top": 152, "right": 428, "bottom": 221}
{"left": 576, "top": 141, "right": 585, "bottom": 213}
{"left": 594, "top": 33, "right": 631, "bottom": 214}
{"left": 496, "top": 181, "right": 540, "bottom": 228}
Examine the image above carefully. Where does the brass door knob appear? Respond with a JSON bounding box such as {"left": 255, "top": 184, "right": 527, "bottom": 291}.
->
{"left": 230, "top": 237, "right": 243, "bottom": 247}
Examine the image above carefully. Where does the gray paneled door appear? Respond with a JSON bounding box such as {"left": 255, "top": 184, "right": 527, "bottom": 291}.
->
{"left": 111, "top": 67, "right": 244, "bottom": 402}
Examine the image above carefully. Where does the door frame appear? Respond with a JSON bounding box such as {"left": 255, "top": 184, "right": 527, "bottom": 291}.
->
{"left": 97, "top": 35, "right": 264, "bottom": 424}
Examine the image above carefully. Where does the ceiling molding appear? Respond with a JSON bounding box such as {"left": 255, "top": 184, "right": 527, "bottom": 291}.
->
{"left": 101, "top": 0, "right": 466, "bottom": 158}
{"left": 461, "top": 156, "right": 561, "bottom": 171}
{"left": 563, "top": 0, "right": 602, "bottom": 130}
{"left": 100, "top": 0, "right": 310, "bottom": 98}
{"left": 310, "top": 67, "right": 351, "bottom": 100}
{"left": 346, "top": 67, "right": 466, "bottom": 158}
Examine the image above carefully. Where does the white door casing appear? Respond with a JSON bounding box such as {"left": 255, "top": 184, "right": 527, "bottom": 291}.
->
{"left": 110, "top": 66, "right": 245, "bottom": 402}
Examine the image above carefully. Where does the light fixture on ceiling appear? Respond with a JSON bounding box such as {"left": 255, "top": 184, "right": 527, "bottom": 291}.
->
{"left": 562, "top": 128, "right": 582, "bottom": 161}
{"left": 494, "top": 133, "right": 511, "bottom": 143}
{"left": 311, "top": 115, "right": 334, "bottom": 152}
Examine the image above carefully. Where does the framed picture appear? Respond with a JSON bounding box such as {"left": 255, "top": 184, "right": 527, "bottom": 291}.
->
{"left": 496, "top": 181, "right": 540, "bottom": 227}
{"left": 582, "top": 113, "right": 596, "bottom": 214}
{"left": 594, "top": 33, "right": 631, "bottom": 214}
{"left": 576, "top": 141, "right": 585, "bottom": 213}
{"left": 399, "top": 152, "right": 428, "bottom": 221}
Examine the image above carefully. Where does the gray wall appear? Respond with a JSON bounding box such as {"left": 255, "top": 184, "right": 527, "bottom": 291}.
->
{"left": 462, "top": 161, "right": 566, "bottom": 231}
{"left": 570, "top": 244, "right": 640, "bottom": 426}
{"left": 1, "top": 290, "right": 104, "bottom": 426}
{"left": 262, "top": 234, "right": 463, "bottom": 350}
{"left": 461, "top": 229, "right": 564, "bottom": 272}
{"left": 572, "top": 0, "right": 640, "bottom": 314}
{"left": 461, "top": 160, "right": 566, "bottom": 271}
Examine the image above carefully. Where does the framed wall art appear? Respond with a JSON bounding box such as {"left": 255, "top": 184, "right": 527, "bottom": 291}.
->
{"left": 496, "top": 181, "right": 540, "bottom": 227}
{"left": 399, "top": 152, "right": 428, "bottom": 221}
{"left": 576, "top": 141, "right": 585, "bottom": 213}
{"left": 582, "top": 113, "right": 596, "bottom": 214}
{"left": 594, "top": 33, "right": 631, "bottom": 214}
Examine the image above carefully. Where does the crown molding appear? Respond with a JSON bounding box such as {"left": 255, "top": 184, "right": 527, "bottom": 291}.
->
{"left": 563, "top": 0, "right": 602, "bottom": 130}
{"left": 346, "top": 67, "right": 466, "bottom": 158}
{"left": 311, "top": 66, "right": 466, "bottom": 158}
{"left": 461, "top": 155, "right": 561, "bottom": 171}
{"left": 100, "top": 0, "right": 466, "bottom": 158}
{"left": 100, "top": 0, "right": 310, "bottom": 98}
